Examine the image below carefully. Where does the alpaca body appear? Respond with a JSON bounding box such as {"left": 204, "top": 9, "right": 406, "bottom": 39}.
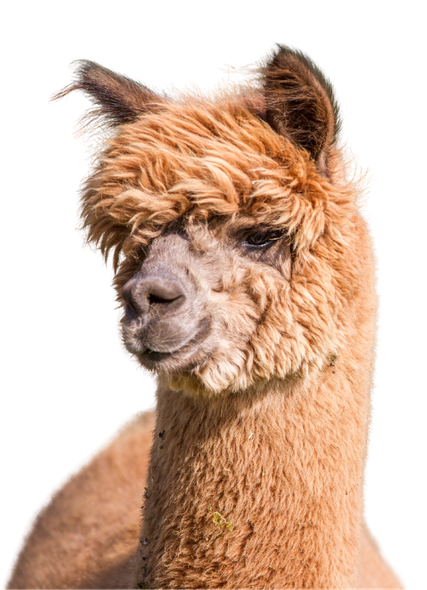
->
{"left": 9, "top": 412, "right": 400, "bottom": 589}
{"left": 8, "top": 46, "right": 402, "bottom": 588}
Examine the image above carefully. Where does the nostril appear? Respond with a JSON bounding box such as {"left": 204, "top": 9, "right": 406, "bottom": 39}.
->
{"left": 148, "top": 293, "right": 163, "bottom": 305}
{"left": 123, "top": 272, "right": 186, "bottom": 317}
{"left": 148, "top": 293, "right": 183, "bottom": 305}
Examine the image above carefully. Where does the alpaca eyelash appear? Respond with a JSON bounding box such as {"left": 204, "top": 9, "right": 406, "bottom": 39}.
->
{"left": 243, "top": 230, "right": 286, "bottom": 248}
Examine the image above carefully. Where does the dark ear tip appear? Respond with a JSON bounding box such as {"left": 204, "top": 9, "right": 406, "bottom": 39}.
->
{"left": 70, "top": 58, "right": 98, "bottom": 72}
{"left": 68, "top": 57, "right": 84, "bottom": 72}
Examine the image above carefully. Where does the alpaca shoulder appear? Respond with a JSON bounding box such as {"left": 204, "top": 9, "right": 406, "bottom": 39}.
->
{"left": 8, "top": 412, "right": 154, "bottom": 590}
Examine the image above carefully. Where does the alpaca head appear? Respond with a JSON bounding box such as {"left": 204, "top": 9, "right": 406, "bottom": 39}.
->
{"left": 58, "top": 47, "right": 366, "bottom": 397}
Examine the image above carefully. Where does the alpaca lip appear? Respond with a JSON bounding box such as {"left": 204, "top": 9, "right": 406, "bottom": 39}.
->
{"left": 136, "top": 317, "right": 211, "bottom": 369}
{"left": 139, "top": 349, "right": 173, "bottom": 363}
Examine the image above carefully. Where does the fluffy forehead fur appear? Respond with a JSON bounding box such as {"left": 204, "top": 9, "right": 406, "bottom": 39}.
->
{"left": 83, "top": 100, "right": 354, "bottom": 268}
{"left": 69, "top": 55, "right": 368, "bottom": 397}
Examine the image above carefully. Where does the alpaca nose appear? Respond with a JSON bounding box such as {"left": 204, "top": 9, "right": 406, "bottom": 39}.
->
{"left": 123, "top": 273, "right": 186, "bottom": 318}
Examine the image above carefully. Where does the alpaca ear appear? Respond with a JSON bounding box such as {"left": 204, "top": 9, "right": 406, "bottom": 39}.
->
{"left": 53, "top": 60, "right": 163, "bottom": 126}
{"left": 263, "top": 45, "right": 341, "bottom": 172}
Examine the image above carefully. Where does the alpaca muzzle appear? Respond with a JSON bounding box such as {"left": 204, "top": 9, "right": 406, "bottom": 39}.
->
{"left": 121, "top": 265, "right": 208, "bottom": 367}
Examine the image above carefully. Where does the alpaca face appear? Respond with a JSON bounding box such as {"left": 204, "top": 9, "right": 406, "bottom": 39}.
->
{"left": 58, "top": 47, "right": 363, "bottom": 396}
{"left": 121, "top": 220, "right": 293, "bottom": 395}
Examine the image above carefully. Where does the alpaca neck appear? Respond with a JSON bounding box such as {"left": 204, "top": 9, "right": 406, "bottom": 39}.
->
{"left": 134, "top": 345, "right": 372, "bottom": 589}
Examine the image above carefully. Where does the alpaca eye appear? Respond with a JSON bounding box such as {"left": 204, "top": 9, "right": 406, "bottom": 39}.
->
{"left": 244, "top": 230, "right": 285, "bottom": 248}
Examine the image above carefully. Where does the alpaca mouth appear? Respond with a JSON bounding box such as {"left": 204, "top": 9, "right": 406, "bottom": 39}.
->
{"left": 138, "top": 348, "right": 173, "bottom": 362}
{"left": 135, "top": 317, "right": 212, "bottom": 369}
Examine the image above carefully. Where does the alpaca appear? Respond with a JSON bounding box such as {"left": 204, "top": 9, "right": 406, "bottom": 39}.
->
{"left": 8, "top": 46, "right": 402, "bottom": 589}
